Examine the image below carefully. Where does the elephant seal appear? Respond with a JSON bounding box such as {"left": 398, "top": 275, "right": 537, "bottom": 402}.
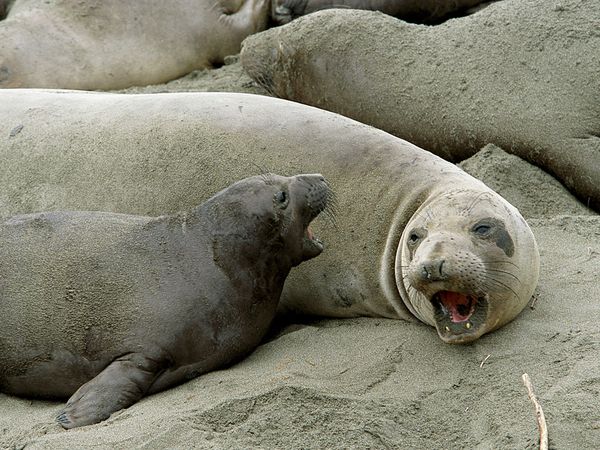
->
{"left": 0, "top": 172, "right": 330, "bottom": 428}
{"left": 0, "top": 0, "right": 269, "bottom": 90}
{"left": 271, "top": 0, "right": 493, "bottom": 25}
{"left": 242, "top": 0, "right": 600, "bottom": 210}
{"left": 0, "top": 90, "right": 539, "bottom": 343}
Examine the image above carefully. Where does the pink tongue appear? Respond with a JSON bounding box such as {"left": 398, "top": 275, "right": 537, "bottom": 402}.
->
{"left": 306, "top": 226, "right": 314, "bottom": 240}
{"left": 440, "top": 292, "right": 472, "bottom": 323}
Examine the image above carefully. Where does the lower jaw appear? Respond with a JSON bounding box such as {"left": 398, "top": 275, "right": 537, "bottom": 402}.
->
{"left": 435, "top": 321, "right": 486, "bottom": 344}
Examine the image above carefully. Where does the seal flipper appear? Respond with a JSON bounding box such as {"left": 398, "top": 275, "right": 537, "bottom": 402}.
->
{"left": 56, "top": 353, "right": 165, "bottom": 429}
{"left": 220, "top": 0, "right": 269, "bottom": 35}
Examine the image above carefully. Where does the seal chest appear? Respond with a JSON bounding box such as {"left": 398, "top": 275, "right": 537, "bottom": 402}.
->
{"left": 0, "top": 173, "right": 331, "bottom": 429}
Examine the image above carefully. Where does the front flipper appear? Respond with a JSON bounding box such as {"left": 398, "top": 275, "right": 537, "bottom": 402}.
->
{"left": 56, "top": 353, "right": 165, "bottom": 429}
{"left": 219, "top": 0, "right": 270, "bottom": 35}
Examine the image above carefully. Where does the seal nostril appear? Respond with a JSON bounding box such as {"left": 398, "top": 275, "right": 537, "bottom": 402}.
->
{"left": 422, "top": 265, "right": 431, "bottom": 280}
{"left": 421, "top": 260, "right": 445, "bottom": 281}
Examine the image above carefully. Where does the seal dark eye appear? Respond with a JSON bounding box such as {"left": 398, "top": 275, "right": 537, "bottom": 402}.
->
{"left": 472, "top": 223, "right": 492, "bottom": 236}
{"left": 407, "top": 228, "right": 426, "bottom": 247}
{"left": 274, "top": 191, "right": 288, "bottom": 207}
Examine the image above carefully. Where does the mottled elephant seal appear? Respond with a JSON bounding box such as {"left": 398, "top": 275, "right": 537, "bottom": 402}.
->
{"left": 0, "top": 0, "right": 269, "bottom": 90}
{"left": 271, "top": 0, "right": 493, "bottom": 25}
{"left": 242, "top": 0, "right": 600, "bottom": 210}
{"left": 0, "top": 90, "right": 539, "bottom": 343}
{"left": 0, "top": 173, "right": 330, "bottom": 428}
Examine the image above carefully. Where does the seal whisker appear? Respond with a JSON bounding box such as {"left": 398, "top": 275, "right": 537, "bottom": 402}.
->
{"left": 482, "top": 278, "right": 521, "bottom": 301}
{"left": 253, "top": 70, "right": 276, "bottom": 96}
{"left": 481, "top": 259, "right": 521, "bottom": 269}
{"left": 251, "top": 163, "right": 275, "bottom": 181}
{"left": 484, "top": 267, "right": 522, "bottom": 283}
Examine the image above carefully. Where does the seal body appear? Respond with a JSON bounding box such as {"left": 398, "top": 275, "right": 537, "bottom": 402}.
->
{"left": 0, "top": 90, "right": 539, "bottom": 343}
{"left": 0, "top": 173, "right": 330, "bottom": 428}
{"left": 271, "top": 0, "right": 492, "bottom": 25}
{"left": 242, "top": 1, "right": 600, "bottom": 210}
{"left": 0, "top": 0, "right": 269, "bottom": 89}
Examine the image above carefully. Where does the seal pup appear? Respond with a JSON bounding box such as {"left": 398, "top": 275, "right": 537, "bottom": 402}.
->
{"left": 242, "top": 0, "right": 600, "bottom": 210}
{"left": 0, "top": 0, "right": 269, "bottom": 89}
{"left": 0, "top": 173, "right": 330, "bottom": 428}
{"left": 271, "top": 0, "right": 493, "bottom": 25}
{"left": 0, "top": 90, "right": 539, "bottom": 343}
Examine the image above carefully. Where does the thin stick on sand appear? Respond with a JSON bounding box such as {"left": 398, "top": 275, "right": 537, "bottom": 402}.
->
{"left": 521, "top": 373, "right": 548, "bottom": 450}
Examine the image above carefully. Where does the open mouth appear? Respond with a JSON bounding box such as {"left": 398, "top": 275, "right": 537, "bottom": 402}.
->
{"left": 302, "top": 224, "right": 324, "bottom": 257}
{"left": 430, "top": 291, "right": 489, "bottom": 343}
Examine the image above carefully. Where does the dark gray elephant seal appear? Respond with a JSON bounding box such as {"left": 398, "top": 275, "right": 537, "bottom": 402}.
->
{"left": 0, "top": 0, "right": 269, "bottom": 89}
{"left": 0, "top": 90, "right": 539, "bottom": 344}
{"left": 242, "top": 0, "right": 600, "bottom": 210}
{"left": 0, "top": 173, "right": 330, "bottom": 428}
{"left": 271, "top": 0, "right": 493, "bottom": 25}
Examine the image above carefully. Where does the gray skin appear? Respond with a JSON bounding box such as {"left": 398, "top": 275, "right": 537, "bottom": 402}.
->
{"left": 0, "top": 173, "right": 330, "bottom": 429}
{"left": 271, "top": 0, "right": 492, "bottom": 24}
{"left": 0, "top": 91, "right": 539, "bottom": 345}
{"left": 0, "top": 0, "right": 269, "bottom": 89}
{"left": 242, "top": 2, "right": 600, "bottom": 211}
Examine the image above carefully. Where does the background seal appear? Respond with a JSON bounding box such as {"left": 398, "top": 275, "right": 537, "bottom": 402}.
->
{"left": 0, "top": 0, "right": 269, "bottom": 89}
{"left": 242, "top": 0, "right": 600, "bottom": 210}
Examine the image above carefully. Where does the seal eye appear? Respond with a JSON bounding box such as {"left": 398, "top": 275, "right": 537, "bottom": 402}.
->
{"left": 473, "top": 223, "right": 492, "bottom": 236}
{"left": 407, "top": 228, "right": 426, "bottom": 247}
{"left": 274, "top": 191, "right": 288, "bottom": 207}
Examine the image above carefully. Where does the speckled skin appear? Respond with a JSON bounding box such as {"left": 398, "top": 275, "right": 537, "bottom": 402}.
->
{"left": 0, "top": 173, "right": 329, "bottom": 428}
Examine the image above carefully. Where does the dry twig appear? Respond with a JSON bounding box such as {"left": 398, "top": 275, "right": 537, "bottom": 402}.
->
{"left": 480, "top": 354, "right": 491, "bottom": 368}
{"left": 522, "top": 373, "right": 548, "bottom": 450}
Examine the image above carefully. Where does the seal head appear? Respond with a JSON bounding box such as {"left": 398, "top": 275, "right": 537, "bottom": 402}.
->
{"left": 397, "top": 189, "right": 539, "bottom": 344}
{"left": 207, "top": 172, "right": 331, "bottom": 268}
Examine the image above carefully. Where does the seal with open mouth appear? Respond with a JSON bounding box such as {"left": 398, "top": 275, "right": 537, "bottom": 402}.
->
{"left": 0, "top": 90, "right": 539, "bottom": 344}
{"left": 399, "top": 189, "right": 534, "bottom": 343}
{"left": 0, "top": 173, "right": 330, "bottom": 428}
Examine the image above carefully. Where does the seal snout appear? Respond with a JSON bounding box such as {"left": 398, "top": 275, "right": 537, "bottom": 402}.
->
{"left": 420, "top": 259, "right": 446, "bottom": 281}
{"left": 405, "top": 232, "right": 493, "bottom": 343}
{"left": 299, "top": 173, "right": 330, "bottom": 220}
{"left": 292, "top": 173, "right": 332, "bottom": 261}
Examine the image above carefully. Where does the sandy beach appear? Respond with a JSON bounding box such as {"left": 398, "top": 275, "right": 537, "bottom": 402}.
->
{"left": 1, "top": 2, "right": 599, "bottom": 449}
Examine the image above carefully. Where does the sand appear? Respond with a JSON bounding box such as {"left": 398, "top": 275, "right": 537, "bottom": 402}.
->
{"left": 1, "top": 9, "right": 599, "bottom": 450}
